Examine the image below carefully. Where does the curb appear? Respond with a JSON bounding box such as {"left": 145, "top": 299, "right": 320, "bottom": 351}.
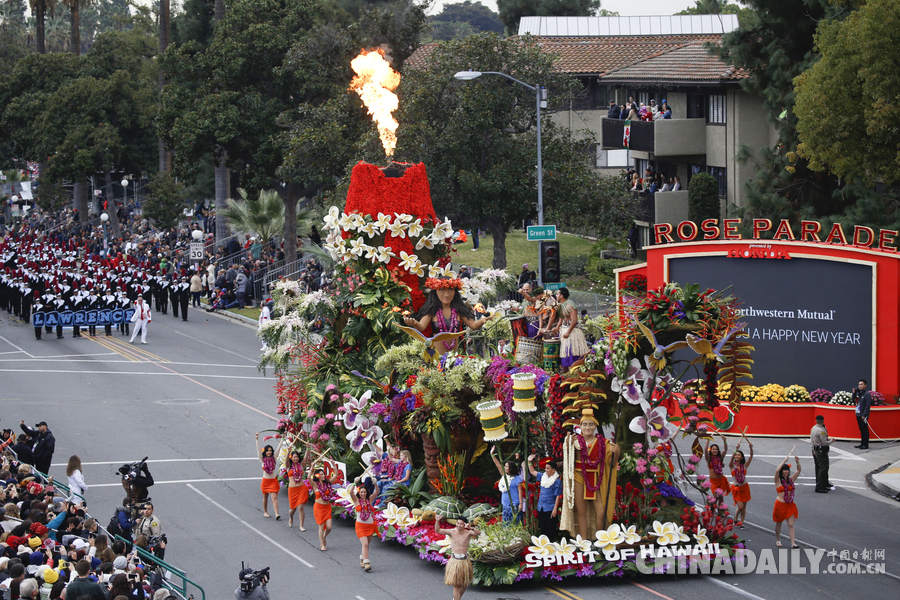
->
{"left": 198, "top": 301, "right": 259, "bottom": 327}
{"left": 866, "top": 462, "right": 900, "bottom": 502}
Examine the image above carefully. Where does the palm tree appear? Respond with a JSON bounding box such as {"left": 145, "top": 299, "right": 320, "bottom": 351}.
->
{"left": 158, "top": 0, "right": 170, "bottom": 171}
{"left": 28, "top": 0, "right": 55, "bottom": 53}
{"left": 62, "top": 0, "right": 92, "bottom": 54}
{"left": 222, "top": 189, "right": 292, "bottom": 246}
{"left": 44, "top": 10, "right": 67, "bottom": 51}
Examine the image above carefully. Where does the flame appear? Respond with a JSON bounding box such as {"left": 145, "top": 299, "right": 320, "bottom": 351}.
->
{"left": 350, "top": 49, "right": 400, "bottom": 157}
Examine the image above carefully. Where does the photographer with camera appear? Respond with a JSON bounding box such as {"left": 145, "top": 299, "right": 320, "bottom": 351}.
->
{"left": 235, "top": 566, "right": 270, "bottom": 600}
{"left": 135, "top": 502, "right": 166, "bottom": 560}
{"left": 120, "top": 458, "right": 154, "bottom": 503}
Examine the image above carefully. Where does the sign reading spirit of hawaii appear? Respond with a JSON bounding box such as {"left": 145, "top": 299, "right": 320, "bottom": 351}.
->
{"left": 668, "top": 255, "right": 872, "bottom": 393}
{"left": 32, "top": 308, "right": 136, "bottom": 329}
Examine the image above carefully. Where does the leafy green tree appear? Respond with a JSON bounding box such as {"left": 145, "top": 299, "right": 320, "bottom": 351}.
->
{"left": 676, "top": 0, "right": 757, "bottom": 28}
{"left": 159, "top": 0, "right": 404, "bottom": 265}
{"left": 794, "top": 0, "right": 899, "bottom": 187}
{"left": 716, "top": 0, "right": 900, "bottom": 233}
{"left": 396, "top": 33, "right": 619, "bottom": 268}
{"left": 496, "top": 0, "right": 601, "bottom": 36}
{"left": 171, "top": 0, "right": 214, "bottom": 48}
{"left": 79, "top": 0, "right": 131, "bottom": 49}
{"left": 427, "top": 1, "right": 503, "bottom": 41}
{"left": 688, "top": 173, "right": 720, "bottom": 222}
{"left": 144, "top": 171, "right": 188, "bottom": 229}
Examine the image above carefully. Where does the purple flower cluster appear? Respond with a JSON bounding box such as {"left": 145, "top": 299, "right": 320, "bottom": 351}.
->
{"left": 655, "top": 482, "right": 695, "bottom": 506}
{"left": 541, "top": 568, "right": 563, "bottom": 582}
{"left": 385, "top": 389, "right": 417, "bottom": 423}
{"left": 514, "top": 569, "right": 534, "bottom": 582}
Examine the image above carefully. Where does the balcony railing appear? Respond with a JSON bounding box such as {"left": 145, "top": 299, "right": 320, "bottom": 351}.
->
{"left": 602, "top": 119, "right": 655, "bottom": 152}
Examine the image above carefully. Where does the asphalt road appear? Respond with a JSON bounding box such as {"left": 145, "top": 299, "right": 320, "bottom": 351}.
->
{"left": 1, "top": 306, "right": 899, "bottom": 600}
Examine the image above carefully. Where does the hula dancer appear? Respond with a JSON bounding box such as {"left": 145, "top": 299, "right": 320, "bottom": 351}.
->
{"left": 283, "top": 448, "right": 309, "bottom": 530}
{"left": 349, "top": 476, "right": 380, "bottom": 572}
{"left": 435, "top": 515, "right": 481, "bottom": 600}
{"left": 773, "top": 455, "right": 800, "bottom": 548}
{"left": 729, "top": 440, "right": 753, "bottom": 528}
{"left": 311, "top": 466, "right": 338, "bottom": 551}
{"left": 255, "top": 433, "right": 282, "bottom": 520}
{"left": 704, "top": 435, "right": 731, "bottom": 499}
{"left": 552, "top": 288, "right": 589, "bottom": 368}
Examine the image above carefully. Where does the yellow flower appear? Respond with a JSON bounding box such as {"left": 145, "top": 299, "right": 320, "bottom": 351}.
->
{"left": 528, "top": 535, "right": 556, "bottom": 557}
{"left": 436, "top": 534, "right": 453, "bottom": 555}
{"left": 570, "top": 534, "right": 593, "bottom": 553}
{"left": 648, "top": 521, "right": 681, "bottom": 546}
{"left": 593, "top": 523, "right": 625, "bottom": 552}
{"left": 694, "top": 527, "right": 709, "bottom": 546}
{"left": 374, "top": 212, "right": 392, "bottom": 233}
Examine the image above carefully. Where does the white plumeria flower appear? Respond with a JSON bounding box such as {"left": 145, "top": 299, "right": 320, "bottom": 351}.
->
{"left": 439, "top": 265, "right": 455, "bottom": 277}
{"left": 398, "top": 251, "right": 419, "bottom": 272}
{"left": 348, "top": 238, "right": 367, "bottom": 258}
{"left": 433, "top": 218, "right": 454, "bottom": 240}
{"left": 359, "top": 220, "right": 378, "bottom": 238}
{"left": 649, "top": 521, "right": 682, "bottom": 546}
{"left": 428, "top": 263, "right": 444, "bottom": 278}
{"left": 527, "top": 535, "right": 556, "bottom": 557}
{"left": 676, "top": 525, "right": 691, "bottom": 543}
{"left": 694, "top": 527, "right": 710, "bottom": 546}
{"left": 350, "top": 213, "right": 367, "bottom": 232}
{"left": 364, "top": 245, "right": 379, "bottom": 263}
{"left": 394, "top": 212, "right": 413, "bottom": 224}
{"left": 622, "top": 524, "right": 642, "bottom": 545}
{"left": 571, "top": 534, "right": 593, "bottom": 553}
{"left": 382, "top": 503, "right": 411, "bottom": 526}
{"left": 435, "top": 535, "right": 453, "bottom": 555}
{"left": 407, "top": 218, "right": 424, "bottom": 238}
{"left": 397, "top": 513, "right": 419, "bottom": 528}
{"left": 553, "top": 538, "right": 576, "bottom": 556}
{"left": 335, "top": 486, "right": 352, "bottom": 503}
{"left": 415, "top": 235, "right": 436, "bottom": 250}
{"left": 337, "top": 212, "right": 355, "bottom": 231}
{"left": 323, "top": 206, "right": 341, "bottom": 231}
{"left": 374, "top": 212, "right": 392, "bottom": 233}
{"left": 409, "top": 262, "right": 425, "bottom": 277}
{"left": 387, "top": 219, "right": 407, "bottom": 239}
{"left": 594, "top": 524, "right": 626, "bottom": 552}
{"left": 375, "top": 246, "right": 395, "bottom": 264}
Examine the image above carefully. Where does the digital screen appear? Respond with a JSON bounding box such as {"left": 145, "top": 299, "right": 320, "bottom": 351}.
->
{"left": 668, "top": 255, "right": 873, "bottom": 394}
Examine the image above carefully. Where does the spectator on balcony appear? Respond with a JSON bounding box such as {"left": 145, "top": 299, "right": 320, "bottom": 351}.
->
{"left": 639, "top": 103, "right": 650, "bottom": 121}
{"left": 619, "top": 104, "right": 628, "bottom": 119}
{"left": 659, "top": 176, "right": 672, "bottom": 192}
{"left": 649, "top": 99, "right": 660, "bottom": 120}
{"left": 607, "top": 100, "right": 620, "bottom": 119}
{"left": 630, "top": 174, "right": 643, "bottom": 193}
{"left": 660, "top": 102, "right": 672, "bottom": 119}
{"left": 625, "top": 103, "right": 639, "bottom": 121}
{"left": 671, "top": 176, "right": 682, "bottom": 191}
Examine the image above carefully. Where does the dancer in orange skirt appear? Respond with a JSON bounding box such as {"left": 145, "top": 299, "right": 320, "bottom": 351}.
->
{"left": 255, "top": 432, "right": 283, "bottom": 520}
{"left": 311, "top": 466, "right": 338, "bottom": 551}
{"left": 773, "top": 455, "right": 800, "bottom": 548}
{"left": 704, "top": 435, "right": 730, "bottom": 498}
{"left": 729, "top": 441, "right": 754, "bottom": 528}
{"left": 284, "top": 449, "right": 309, "bottom": 531}
{"left": 350, "top": 476, "right": 380, "bottom": 572}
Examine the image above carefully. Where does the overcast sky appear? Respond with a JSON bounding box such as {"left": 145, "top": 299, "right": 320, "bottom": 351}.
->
{"left": 426, "top": 0, "right": 700, "bottom": 17}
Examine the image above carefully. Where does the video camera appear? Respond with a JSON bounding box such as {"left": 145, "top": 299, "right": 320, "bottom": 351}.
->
{"left": 118, "top": 457, "right": 149, "bottom": 482}
{"left": 239, "top": 564, "right": 270, "bottom": 594}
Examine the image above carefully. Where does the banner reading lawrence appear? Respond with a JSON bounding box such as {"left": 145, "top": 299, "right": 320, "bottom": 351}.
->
{"left": 668, "top": 256, "right": 873, "bottom": 393}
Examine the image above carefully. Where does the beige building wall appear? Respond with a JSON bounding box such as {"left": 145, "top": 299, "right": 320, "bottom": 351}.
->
{"left": 727, "top": 89, "right": 775, "bottom": 212}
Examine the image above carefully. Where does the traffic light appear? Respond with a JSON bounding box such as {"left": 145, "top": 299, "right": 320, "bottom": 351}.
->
{"left": 540, "top": 241, "right": 560, "bottom": 283}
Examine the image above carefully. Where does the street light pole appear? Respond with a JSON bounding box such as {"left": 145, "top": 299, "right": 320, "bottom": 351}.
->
{"left": 454, "top": 70, "right": 544, "bottom": 226}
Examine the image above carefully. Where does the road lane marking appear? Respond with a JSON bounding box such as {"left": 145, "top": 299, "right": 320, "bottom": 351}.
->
{"left": 187, "top": 483, "right": 314, "bottom": 568}
{"left": 628, "top": 581, "right": 676, "bottom": 600}
{"left": 174, "top": 330, "right": 260, "bottom": 363}
{"left": 89, "top": 336, "right": 142, "bottom": 362}
{"left": 0, "top": 358, "right": 258, "bottom": 367}
{"left": 543, "top": 586, "right": 584, "bottom": 600}
{"left": 0, "top": 369, "right": 268, "bottom": 380}
{"left": 701, "top": 576, "right": 769, "bottom": 600}
{"left": 53, "top": 458, "right": 257, "bottom": 467}
{"left": 90, "top": 477, "right": 259, "bottom": 487}
{"left": 0, "top": 334, "right": 35, "bottom": 358}
{"left": 151, "top": 361, "right": 277, "bottom": 420}
{"left": 798, "top": 438, "right": 865, "bottom": 461}
{"left": 106, "top": 337, "right": 170, "bottom": 362}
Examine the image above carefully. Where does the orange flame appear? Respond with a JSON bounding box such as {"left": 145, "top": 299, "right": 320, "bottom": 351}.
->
{"left": 350, "top": 49, "right": 400, "bottom": 157}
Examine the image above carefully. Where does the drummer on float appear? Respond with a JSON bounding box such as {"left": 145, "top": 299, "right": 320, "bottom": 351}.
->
{"left": 518, "top": 282, "right": 542, "bottom": 338}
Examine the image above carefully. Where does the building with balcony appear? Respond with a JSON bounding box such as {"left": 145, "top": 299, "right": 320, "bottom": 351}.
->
{"left": 519, "top": 15, "right": 778, "bottom": 243}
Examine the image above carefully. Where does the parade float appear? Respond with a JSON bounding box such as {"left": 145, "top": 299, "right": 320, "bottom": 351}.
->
{"left": 257, "top": 50, "right": 757, "bottom": 585}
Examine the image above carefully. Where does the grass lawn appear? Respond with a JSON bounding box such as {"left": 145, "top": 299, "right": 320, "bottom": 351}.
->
{"left": 448, "top": 230, "right": 596, "bottom": 272}
{"left": 228, "top": 306, "right": 262, "bottom": 320}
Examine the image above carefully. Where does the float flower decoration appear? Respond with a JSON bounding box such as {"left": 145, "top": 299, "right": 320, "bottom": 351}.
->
{"left": 341, "top": 390, "right": 372, "bottom": 429}
{"left": 527, "top": 535, "right": 557, "bottom": 557}
{"left": 628, "top": 406, "right": 678, "bottom": 443}
{"left": 382, "top": 502, "right": 412, "bottom": 526}
{"left": 346, "top": 416, "right": 384, "bottom": 452}
{"left": 694, "top": 527, "right": 710, "bottom": 546}
{"left": 553, "top": 538, "right": 577, "bottom": 557}
{"left": 594, "top": 524, "right": 626, "bottom": 552}
{"left": 622, "top": 524, "right": 642, "bottom": 545}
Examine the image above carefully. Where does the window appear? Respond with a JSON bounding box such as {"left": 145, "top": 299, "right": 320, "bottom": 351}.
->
{"left": 593, "top": 84, "right": 613, "bottom": 110}
{"left": 596, "top": 148, "right": 630, "bottom": 168}
{"left": 687, "top": 94, "right": 705, "bottom": 119}
{"left": 707, "top": 94, "right": 726, "bottom": 124}
{"left": 689, "top": 165, "right": 728, "bottom": 198}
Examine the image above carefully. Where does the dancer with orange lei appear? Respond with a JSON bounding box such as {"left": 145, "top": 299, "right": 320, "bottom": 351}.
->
{"left": 773, "top": 455, "right": 800, "bottom": 548}
{"left": 283, "top": 447, "right": 309, "bottom": 531}
{"left": 704, "top": 435, "right": 731, "bottom": 499}
{"left": 561, "top": 409, "right": 620, "bottom": 540}
{"left": 255, "top": 433, "right": 282, "bottom": 520}
{"left": 729, "top": 440, "right": 753, "bottom": 528}
{"left": 311, "top": 466, "right": 339, "bottom": 551}
{"left": 349, "top": 476, "right": 380, "bottom": 572}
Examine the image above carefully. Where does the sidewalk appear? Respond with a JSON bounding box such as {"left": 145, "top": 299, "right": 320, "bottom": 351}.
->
{"left": 870, "top": 460, "right": 900, "bottom": 500}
